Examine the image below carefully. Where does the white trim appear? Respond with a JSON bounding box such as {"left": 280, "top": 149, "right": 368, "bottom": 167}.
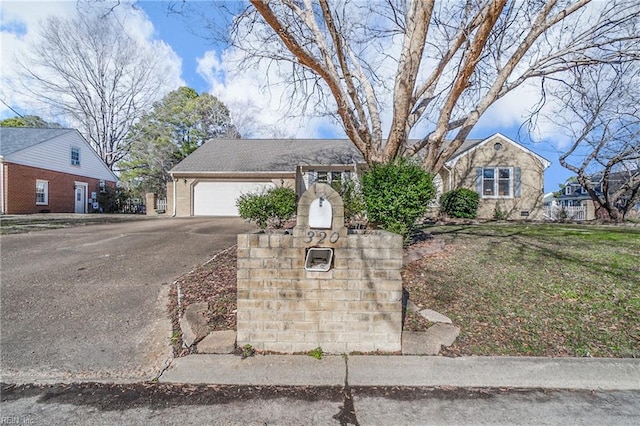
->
{"left": 74, "top": 181, "right": 88, "bottom": 214}
{"left": 36, "top": 179, "right": 49, "bottom": 205}
{"left": 71, "top": 146, "right": 81, "bottom": 166}
{"left": 481, "top": 166, "right": 514, "bottom": 199}
{"left": 445, "top": 133, "right": 551, "bottom": 170}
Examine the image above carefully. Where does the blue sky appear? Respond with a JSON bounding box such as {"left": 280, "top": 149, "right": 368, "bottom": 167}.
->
{"left": 0, "top": 1, "right": 573, "bottom": 192}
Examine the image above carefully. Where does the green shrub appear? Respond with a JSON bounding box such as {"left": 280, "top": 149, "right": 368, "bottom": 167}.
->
{"left": 440, "top": 188, "right": 480, "bottom": 219}
{"left": 331, "top": 179, "right": 367, "bottom": 228}
{"left": 494, "top": 202, "right": 507, "bottom": 220}
{"left": 237, "top": 186, "right": 297, "bottom": 229}
{"left": 361, "top": 158, "right": 435, "bottom": 239}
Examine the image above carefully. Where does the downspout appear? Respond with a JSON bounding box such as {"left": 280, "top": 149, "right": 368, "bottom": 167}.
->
{"left": 0, "top": 155, "right": 5, "bottom": 214}
{"left": 172, "top": 177, "right": 177, "bottom": 217}
{"left": 441, "top": 163, "right": 453, "bottom": 192}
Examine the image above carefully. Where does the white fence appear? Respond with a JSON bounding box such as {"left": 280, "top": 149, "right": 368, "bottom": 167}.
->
{"left": 156, "top": 198, "right": 168, "bottom": 212}
{"left": 544, "top": 205, "right": 586, "bottom": 221}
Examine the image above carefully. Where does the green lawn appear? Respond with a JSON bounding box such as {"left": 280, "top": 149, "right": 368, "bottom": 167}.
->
{"left": 403, "top": 223, "right": 640, "bottom": 358}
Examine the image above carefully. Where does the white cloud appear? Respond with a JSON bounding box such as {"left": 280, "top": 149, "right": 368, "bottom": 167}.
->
{"left": 0, "top": 1, "right": 184, "bottom": 122}
{"left": 197, "top": 48, "right": 343, "bottom": 139}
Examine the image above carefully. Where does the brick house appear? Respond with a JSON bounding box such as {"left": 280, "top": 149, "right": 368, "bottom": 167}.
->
{"left": 0, "top": 127, "right": 117, "bottom": 214}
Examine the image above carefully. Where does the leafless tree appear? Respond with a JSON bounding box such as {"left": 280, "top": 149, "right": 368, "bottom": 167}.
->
{"left": 549, "top": 63, "right": 640, "bottom": 221}
{"left": 224, "top": 0, "right": 640, "bottom": 173}
{"left": 14, "top": 10, "right": 168, "bottom": 169}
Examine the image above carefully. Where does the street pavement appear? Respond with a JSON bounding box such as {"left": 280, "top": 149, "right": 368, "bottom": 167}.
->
{"left": 0, "top": 216, "right": 254, "bottom": 383}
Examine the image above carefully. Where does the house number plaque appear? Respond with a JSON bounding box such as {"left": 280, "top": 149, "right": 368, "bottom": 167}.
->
{"left": 304, "top": 230, "right": 340, "bottom": 244}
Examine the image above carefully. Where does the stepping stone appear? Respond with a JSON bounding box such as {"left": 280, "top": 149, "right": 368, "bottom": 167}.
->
{"left": 402, "top": 324, "right": 460, "bottom": 355}
{"left": 425, "top": 323, "right": 460, "bottom": 347}
{"left": 405, "top": 299, "right": 421, "bottom": 312}
{"left": 419, "top": 309, "right": 453, "bottom": 324}
{"left": 197, "top": 330, "right": 237, "bottom": 354}
{"left": 179, "top": 302, "right": 209, "bottom": 347}
{"left": 402, "top": 331, "right": 442, "bottom": 355}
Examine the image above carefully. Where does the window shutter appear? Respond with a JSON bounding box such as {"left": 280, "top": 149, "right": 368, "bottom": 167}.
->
{"left": 475, "top": 168, "right": 483, "bottom": 195}
{"left": 514, "top": 167, "right": 521, "bottom": 198}
{"left": 308, "top": 170, "right": 316, "bottom": 187}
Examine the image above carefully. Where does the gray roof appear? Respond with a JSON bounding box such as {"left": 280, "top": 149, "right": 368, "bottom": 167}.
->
{"left": 170, "top": 139, "right": 365, "bottom": 173}
{"left": 449, "top": 138, "right": 484, "bottom": 157}
{"left": 0, "top": 127, "right": 76, "bottom": 156}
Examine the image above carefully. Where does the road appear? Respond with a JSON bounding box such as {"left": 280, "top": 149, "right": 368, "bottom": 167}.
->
{"left": 1, "top": 382, "right": 638, "bottom": 425}
{"left": 0, "top": 217, "right": 254, "bottom": 382}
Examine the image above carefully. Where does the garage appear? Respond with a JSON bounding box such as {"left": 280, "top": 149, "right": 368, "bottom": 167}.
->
{"left": 193, "top": 181, "right": 275, "bottom": 216}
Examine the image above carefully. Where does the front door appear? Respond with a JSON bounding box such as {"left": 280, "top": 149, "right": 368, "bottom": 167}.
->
{"left": 74, "top": 182, "right": 87, "bottom": 213}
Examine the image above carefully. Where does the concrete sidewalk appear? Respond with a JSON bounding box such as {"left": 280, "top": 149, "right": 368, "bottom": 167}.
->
{"left": 159, "top": 354, "right": 640, "bottom": 390}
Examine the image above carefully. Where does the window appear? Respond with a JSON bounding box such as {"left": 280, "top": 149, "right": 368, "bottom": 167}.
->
{"left": 36, "top": 180, "right": 48, "bottom": 205}
{"left": 71, "top": 147, "right": 80, "bottom": 166}
{"left": 498, "top": 168, "right": 511, "bottom": 196}
{"left": 480, "top": 167, "right": 512, "bottom": 198}
{"left": 309, "top": 169, "right": 353, "bottom": 186}
{"left": 482, "top": 168, "right": 495, "bottom": 196}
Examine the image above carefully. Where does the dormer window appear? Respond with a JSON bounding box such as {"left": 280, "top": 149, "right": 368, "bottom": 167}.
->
{"left": 565, "top": 186, "right": 572, "bottom": 195}
{"left": 71, "top": 147, "right": 80, "bottom": 166}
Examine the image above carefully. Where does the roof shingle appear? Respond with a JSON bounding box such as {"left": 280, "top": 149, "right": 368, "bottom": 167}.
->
{"left": 0, "top": 127, "right": 76, "bottom": 156}
{"left": 170, "top": 138, "right": 365, "bottom": 173}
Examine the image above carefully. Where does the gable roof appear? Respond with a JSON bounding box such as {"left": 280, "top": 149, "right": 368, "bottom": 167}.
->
{"left": 170, "top": 133, "right": 550, "bottom": 175}
{"left": 170, "top": 138, "right": 364, "bottom": 174}
{"left": 0, "top": 127, "right": 118, "bottom": 182}
{"left": 444, "top": 133, "right": 551, "bottom": 170}
{"left": 0, "top": 127, "right": 77, "bottom": 156}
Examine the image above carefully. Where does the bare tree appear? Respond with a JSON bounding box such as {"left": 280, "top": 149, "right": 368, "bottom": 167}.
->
{"left": 549, "top": 63, "right": 640, "bottom": 221}
{"left": 14, "top": 10, "right": 168, "bottom": 169}
{"left": 223, "top": 0, "right": 640, "bottom": 172}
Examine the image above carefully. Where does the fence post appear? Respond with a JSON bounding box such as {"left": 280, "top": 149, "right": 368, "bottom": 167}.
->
{"left": 145, "top": 193, "right": 157, "bottom": 216}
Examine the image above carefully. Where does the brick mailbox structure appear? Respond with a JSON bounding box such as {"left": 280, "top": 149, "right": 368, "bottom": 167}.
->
{"left": 237, "top": 183, "right": 403, "bottom": 353}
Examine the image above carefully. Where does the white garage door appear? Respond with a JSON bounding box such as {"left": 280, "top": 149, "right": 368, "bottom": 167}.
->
{"left": 193, "top": 181, "right": 275, "bottom": 216}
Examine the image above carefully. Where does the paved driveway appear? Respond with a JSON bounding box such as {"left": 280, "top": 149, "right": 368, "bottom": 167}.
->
{"left": 0, "top": 217, "right": 254, "bottom": 382}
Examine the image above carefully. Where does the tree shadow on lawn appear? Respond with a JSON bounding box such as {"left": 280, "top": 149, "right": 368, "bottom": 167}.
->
{"left": 424, "top": 223, "right": 639, "bottom": 284}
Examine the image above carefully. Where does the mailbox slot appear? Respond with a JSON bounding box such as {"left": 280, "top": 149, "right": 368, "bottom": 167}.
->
{"left": 305, "top": 248, "right": 333, "bottom": 272}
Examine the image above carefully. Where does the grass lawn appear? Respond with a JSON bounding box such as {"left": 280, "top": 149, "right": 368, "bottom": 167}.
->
{"left": 171, "top": 222, "right": 639, "bottom": 358}
{"left": 403, "top": 223, "right": 640, "bottom": 358}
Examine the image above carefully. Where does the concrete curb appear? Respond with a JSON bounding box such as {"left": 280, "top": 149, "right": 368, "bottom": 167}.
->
{"left": 158, "top": 355, "right": 640, "bottom": 391}
{"left": 159, "top": 355, "right": 345, "bottom": 386}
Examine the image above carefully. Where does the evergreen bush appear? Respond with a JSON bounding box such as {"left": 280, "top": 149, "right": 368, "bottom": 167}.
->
{"left": 236, "top": 186, "right": 297, "bottom": 229}
{"left": 439, "top": 188, "right": 480, "bottom": 219}
{"left": 361, "top": 158, "right": 435, "bottom": 239}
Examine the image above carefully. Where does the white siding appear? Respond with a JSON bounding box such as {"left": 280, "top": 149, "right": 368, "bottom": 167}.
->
{"left": 6, "top": 130, "right": 117, "bottom": 181}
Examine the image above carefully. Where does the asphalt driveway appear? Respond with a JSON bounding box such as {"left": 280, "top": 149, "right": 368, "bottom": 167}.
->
{"left": 0, "top": 216, "right": 254, "bottom": 382}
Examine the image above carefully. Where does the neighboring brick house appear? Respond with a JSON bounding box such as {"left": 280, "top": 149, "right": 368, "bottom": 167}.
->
{"left": 0, "top": 127, "right": 117, "bottom": 214}
{"left": 168, "top": 133, "right": 549, "bottom": 220}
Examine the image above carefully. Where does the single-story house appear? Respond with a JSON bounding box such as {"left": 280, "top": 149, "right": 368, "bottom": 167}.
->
{"left": 168, "top": 133, "right": 549, "bottom": 220}
{"left": 438, "top": 133, "right": 550, "bottom": 220}
{"left": 0, "top": 127, "right": 117, "bottom": 214}
{"left": 168, "top": 139, "right": 363, "bottom": 216}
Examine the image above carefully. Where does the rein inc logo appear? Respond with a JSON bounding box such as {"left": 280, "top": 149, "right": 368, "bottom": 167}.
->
{"left": 0, "top": 417, "right": 36, "bottom": 425}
